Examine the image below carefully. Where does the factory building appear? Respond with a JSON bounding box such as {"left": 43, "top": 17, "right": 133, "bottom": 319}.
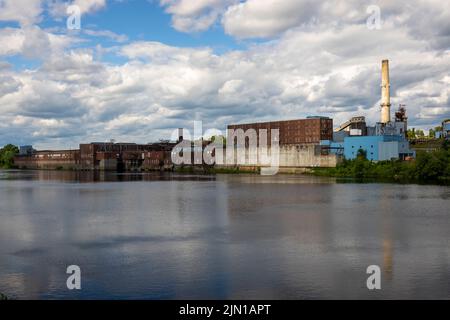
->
{"left": 227, "top": 116, "right": 333, "bottom": 145}
{"left": 222, "top": 117, "right": 339, "bottom": 171}
{"left": 14, "top": 149, "right": 81, "bottom": 170}
{"left": 343, "top": 135, "right": 413, "bottom": 161}
{"left": 328, "top": 59, "right": 415, "bottom": 161}
{"left": 436, "top": 119, "right": 450, "bottom": 139}
{"left": 14, "top": 142, "right": 175, "bottom": 171}
{"left": 444, "top": 120, "right": 450, "bottom": 139}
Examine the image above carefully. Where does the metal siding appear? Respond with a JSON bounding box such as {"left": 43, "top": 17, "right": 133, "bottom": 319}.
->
{"left": 344, "top": 136, "right": 383, "bottom": 160}
{"left": 378, "top": 141, "right": 399, "bottom": 161}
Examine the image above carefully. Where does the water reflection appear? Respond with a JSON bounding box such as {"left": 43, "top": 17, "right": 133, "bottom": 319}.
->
{"left": 0, "top": 170, "right": 449, "bottom": 299}
{"left": 0, "top": 170, "right": 217, "bottom": 183}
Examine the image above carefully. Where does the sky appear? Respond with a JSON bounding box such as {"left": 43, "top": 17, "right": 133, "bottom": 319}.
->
{"left": 0, "top": 0, "right": 449, "bottom": 149}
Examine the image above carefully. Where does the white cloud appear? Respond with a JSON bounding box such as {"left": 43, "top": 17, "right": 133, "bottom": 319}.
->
{"left": 0, "top": 26, "right": 76, "bottom": 59}
{"left": 0, "top": 0, "right": 43, "bottom": 26}
{"left": 48, "top": 0, "right": 107, "bottom": 18}
{"left": 72, "top": 0, "right": 106, "bottom": 14}
{"left": 222, "top": 0, "right": 320, "bottom": 39}
{"left": 159, "top": 0, "right": 237, "bottom": 32}
{"left": 0, "top": 28, "right": 24, "bottom": 56}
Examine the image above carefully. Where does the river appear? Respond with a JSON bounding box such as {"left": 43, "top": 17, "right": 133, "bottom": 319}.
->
{"left": 0, "top": 170, "right": 449, "bottom": 299}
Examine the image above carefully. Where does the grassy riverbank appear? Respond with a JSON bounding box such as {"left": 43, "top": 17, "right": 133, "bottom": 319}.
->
{"left": 313, "top": 141, "right": 450, "bottom": 183}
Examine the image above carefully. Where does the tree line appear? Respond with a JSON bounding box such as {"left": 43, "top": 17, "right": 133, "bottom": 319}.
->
{"left": 407, "top": 126, "right": 443, "bottom": 139}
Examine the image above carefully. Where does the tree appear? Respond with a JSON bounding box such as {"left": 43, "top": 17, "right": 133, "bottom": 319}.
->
{"left": 429, "top": 128, "right": 435, "bottom": 138}
{"left": 416, "top": 129, "right": 425, "bottom": 138}
{"left": 356, "top": 148, "right": 367, "bottom": 160}
{"left": 210, "top": 135, "right": 226, "bottom": 145}
{"left": 407, "top": 128, "right": 416, "bottom": 139}
{"left": 0, "top": 144, "right": 19, "bottom": 169}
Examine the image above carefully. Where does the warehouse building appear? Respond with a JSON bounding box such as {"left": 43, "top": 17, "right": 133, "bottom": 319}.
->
{"left": 227, "top": 116, "right": 333, "bottom": 145}
{"left": 222, "top": 116, "right": 339, "bottom": 171}
{"left": 14, "top": 142, "right": 175, "bottom": 171}
{"left": 14, "top": 149, "right": 80, "bottom": 170}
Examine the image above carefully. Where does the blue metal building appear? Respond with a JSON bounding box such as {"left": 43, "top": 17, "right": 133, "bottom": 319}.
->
{"left": 343, "top": 135, "right": 414, "bottom": 161}
{"left": 443, "top": 120, "right": 450, "bottom": 139}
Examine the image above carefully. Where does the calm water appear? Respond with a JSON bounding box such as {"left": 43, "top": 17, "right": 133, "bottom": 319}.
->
{"left": 0, "top": 170, "right": 449, "bottom": 300}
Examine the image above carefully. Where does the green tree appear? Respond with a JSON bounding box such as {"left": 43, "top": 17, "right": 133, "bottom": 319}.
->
{"left": 0, "top": 144, "right": 19, "bottom": 169}
{"left": 210, "top": 135, "right": 226, "bottom": 145}
{"left": 414, "top": 150, "right": 447, "bottom": 180}
{"left": 356, "top": 148, "right": 367, "bottom": 160}
{"left": 429, "top": 128, "right": 435, "bottom": 138}
{"left": 416, "top": 129, "right": 425, "bottom": 138}
{"left": 407, "top": 128, "right": 416, "bottom": 139}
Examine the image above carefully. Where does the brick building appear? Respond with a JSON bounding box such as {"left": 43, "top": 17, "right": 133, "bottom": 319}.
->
{"left": 227, "top": 117, "right": 333, "bottom": 145}
{"left": 14, "top": 150, "right": 80, "bottom": 170}
{"left": 14, "top": 142, "right": 175, "bottom": 171}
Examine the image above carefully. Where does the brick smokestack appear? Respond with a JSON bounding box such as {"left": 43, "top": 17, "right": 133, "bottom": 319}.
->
{"left": 381, "top": 59, "right": 391, "bottom": 124}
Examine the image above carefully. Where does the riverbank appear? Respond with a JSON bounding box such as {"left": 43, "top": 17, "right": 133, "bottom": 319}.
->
{"left": 312, "top": 143, "right": 450, "bottom": 184}
{"left": 0, "top": 293, "right": 7, "bottom": 300}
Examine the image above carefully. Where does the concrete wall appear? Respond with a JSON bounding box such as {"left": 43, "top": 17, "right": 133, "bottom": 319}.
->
{"left": 219, "top": 144, "right": 339, "bottom": 168}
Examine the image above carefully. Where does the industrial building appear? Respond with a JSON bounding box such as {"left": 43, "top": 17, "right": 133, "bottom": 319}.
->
{"left": 227, "top": 117, "right": 333, "bottom": 145}
{"left": 14, "top": 149, "right": 81, "bottom": 170}
{"left": 436, "top": 119, "right": 450, "bottom": 139}
{"left": 14, "top": 142, "right": 175, "bottom": 171}
{"left": 325, "top": 60, "right": 415, "bottom": 161}
{"left": 222, "top": 117, "right": 339, "bottom": 171}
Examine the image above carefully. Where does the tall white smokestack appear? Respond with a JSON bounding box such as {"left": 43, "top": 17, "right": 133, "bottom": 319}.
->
{"left": 381, "top": 59, "right": 391, "bottom": 124}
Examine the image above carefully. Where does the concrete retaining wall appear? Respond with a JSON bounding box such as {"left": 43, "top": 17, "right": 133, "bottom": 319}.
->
{"left": 219, "top": 144, "right": 339, "bottom": 168}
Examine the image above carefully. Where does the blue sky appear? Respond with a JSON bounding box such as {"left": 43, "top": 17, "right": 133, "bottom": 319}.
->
{"left": 52, "top": 0, "right": 242, "bottom": 50}
{"left": 0, "top": 0, "right": 449, "bottom": 148}
{"left": 2, "top": 0, "right": 245, "bottom": 69}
